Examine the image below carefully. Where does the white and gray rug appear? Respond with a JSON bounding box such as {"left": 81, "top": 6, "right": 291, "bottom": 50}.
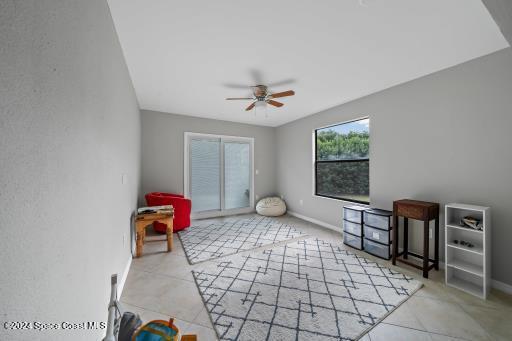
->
{"left": 193, "top": 238, "right": 422, "bottom": 341}
{"left": 179, "top": 215, "right": 306, "bottom": 264}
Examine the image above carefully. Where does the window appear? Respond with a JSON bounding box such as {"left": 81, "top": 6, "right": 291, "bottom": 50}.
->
{"left": 314, "top": 118, "right": 369, "bottom": 204}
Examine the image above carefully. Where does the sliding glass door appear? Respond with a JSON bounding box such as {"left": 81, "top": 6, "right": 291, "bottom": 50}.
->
{"left": 224, "top": 141, "right": 251, "bottom": 210}
{"left": 185, "top": 133, "right": 254, "bottom": 217}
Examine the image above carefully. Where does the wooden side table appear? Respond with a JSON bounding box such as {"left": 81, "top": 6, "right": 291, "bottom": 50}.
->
{"left": 392, "top": 199, "right": 440, "bottom": 278}
{"left": 135, "top": 210, "right": 174, "bottom": 258}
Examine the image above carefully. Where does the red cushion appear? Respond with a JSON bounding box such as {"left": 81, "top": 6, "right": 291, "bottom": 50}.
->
{"left": 145, "top": 192, "right": 191, "bottom": 233}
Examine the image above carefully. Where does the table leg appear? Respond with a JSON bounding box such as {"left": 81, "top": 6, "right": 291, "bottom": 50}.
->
{"left": 392, "top": 214, "right": 399, "bottom": 265}
{"left": 403, "top": 217, "right": 409, "bottom": 259}
{"left": 434, "top": 216, "right": 439, "bottom": 270}
{"left": 135, "top": 222, "right": 144, "bottom": 258}
{"left": 423, "top": 220, "right": 429, "bottom": 278}
{"left": 166, "top": 218, "right": 173, "bottom": 252}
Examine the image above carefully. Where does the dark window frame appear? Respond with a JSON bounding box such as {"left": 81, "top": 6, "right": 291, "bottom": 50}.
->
{"left": 314, "top": 118, "right": 370, "bottom": 205}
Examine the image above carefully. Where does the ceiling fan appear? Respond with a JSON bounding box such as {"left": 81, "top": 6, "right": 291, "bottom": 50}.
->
{"left": 226, "top": 85, "right": 295, "bottom": 111}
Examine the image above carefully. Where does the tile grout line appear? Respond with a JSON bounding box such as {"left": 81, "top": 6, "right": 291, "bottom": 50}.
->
{"left": 190, "top": 306, "right": 212, "bottom": 329}
{"left": 126, "top": 267, "right": 196, "bottom": 283}
{"left": 380, "top": 321, "right": 428, "bottom": 334}
{"left": 120, "top": 300, "right": 214, "bottom": 331}
{"left": 456, "top": 302, "right": 497, "bottom": 341}
{"left": 380, "top": 322, "right": 473, "bottom": 340}
{"left": 381, "top": 299, "right": 428, "bottom": 331}
{"left": 406, "top": 295, "right": 496, "bottom": 341}
{"left": 412, "top": 290, "right": 510, "bottom": 313}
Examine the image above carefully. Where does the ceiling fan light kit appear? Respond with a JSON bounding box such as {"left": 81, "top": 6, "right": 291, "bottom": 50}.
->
{"left": 226, "top": 84, "right": 295, "bottom": 112}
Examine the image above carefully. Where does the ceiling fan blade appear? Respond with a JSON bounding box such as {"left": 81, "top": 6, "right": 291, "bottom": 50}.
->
{"left": 223, "top": 83, "right": 251, "bottom": 89}
{"left": 266, "top": 99, "right": 284, "bottom": 108}
{"left": 269, "top": 90, "right": 295, "bottom": 99}
{"left": 245, "top": 102, "right": 256, "bottom": 111}
{"left": 267, "top": 78, "right": 296, "bottom": 87}
{"left": 250, "top": 69, "right": 264, "bottom": 85}
{"left": 226, "top": 97, "right": 254, "bottom": 100}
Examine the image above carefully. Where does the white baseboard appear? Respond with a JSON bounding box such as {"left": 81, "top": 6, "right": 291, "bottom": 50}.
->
{"left": 118, "top": 256, "right": 132, "bottom": 297}
{"left": 287, "top": 211, "right": 512, "bottom": 295}
{"left": 492, "top": 279, "right": 512, "bottom": 295}
{"left": 192, "top": 208, "right": 256, "bottom": 220}
{"left": 287, "top": 210, "right": 340, "bottom": 232}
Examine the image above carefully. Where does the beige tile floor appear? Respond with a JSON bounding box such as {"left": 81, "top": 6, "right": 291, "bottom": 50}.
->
{"left": 121, "top": 214, "right": 512, "bottom": 341}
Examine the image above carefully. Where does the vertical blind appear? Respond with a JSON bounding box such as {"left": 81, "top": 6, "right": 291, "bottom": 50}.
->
{"left": 190, "top": 138, "right": 221, "bottom": 212}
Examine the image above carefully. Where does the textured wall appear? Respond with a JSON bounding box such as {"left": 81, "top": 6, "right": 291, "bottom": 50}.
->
{"left": 140, "top": 110, "right": 277, "bottom": 206}
{"left": 0, "top": 1, "right": 140, "bottom": 340}
{"left": 276, "top": 48, "right": 512, "bottom": 287}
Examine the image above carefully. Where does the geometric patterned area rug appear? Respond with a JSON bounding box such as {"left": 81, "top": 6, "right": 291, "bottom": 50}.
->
{"left": 178, "top": 215, "right": 306, "bottom": 265}
{"left": 193, "top": 238, "right": 422, "bottom": 340}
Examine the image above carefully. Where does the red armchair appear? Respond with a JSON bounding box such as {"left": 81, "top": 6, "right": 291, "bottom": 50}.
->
{"left": 145, "top": 192, "right": 191, "bottom": 233}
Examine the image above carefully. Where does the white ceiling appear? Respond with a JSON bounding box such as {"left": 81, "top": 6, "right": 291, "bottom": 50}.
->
{"left": 108, "top": 0, "right": 508, "bottom": 127}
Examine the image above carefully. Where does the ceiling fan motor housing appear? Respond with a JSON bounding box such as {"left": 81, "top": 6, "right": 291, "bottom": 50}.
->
{"left": 254, "top": 85, "right": 268, "bottom": 101}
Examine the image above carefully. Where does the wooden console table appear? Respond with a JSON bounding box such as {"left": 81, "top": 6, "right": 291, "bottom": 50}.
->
{"left": 135, "top": 209, "right": 174, "bottom": 258}
{"left": 392, "top": 199, "right": 439, "bottom": 278}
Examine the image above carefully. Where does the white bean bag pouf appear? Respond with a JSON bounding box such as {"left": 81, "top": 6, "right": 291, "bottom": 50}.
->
{"left": 256, "top": 197, "right": 287, "bottom": 216}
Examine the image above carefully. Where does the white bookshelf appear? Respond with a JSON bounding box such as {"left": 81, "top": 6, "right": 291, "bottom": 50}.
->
{"left": 445, "top": 203, "right": 490, "bottom": 299}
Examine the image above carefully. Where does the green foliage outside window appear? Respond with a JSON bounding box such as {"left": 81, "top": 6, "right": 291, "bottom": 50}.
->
{"left": 315, "top": 120, "right": 370, "bottom": 203}
{"left": 316, "top": 130, "right": 369, "bottom": 160}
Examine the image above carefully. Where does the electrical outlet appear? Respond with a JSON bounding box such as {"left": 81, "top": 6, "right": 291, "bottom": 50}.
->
{"left": 280, "top": 195, "right": 284, "bottom": 200}
{"left": 255, "top": 169, "right": 259, "bottom": 175}
{"left": 255, "top": 195, "right": 260, "bottom": 200}
{"left": 299, "top": 199, "right": 303, "bottom": 206}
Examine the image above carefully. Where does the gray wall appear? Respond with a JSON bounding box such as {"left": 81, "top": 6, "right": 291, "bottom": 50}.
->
{"left": 276, "top": 48, "right": 512, "bottom": 286}
{"left": 140, "top": 110, "right": 277, "bottom": 206}
{"left": 0, "top": 1, "right": 140, "bottom": 340}
{"left": 483, "top": 0, "right": 512, "bottom": 46}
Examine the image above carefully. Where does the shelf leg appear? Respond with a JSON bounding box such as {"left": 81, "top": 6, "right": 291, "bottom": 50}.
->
{"left": 403, "top": 217, "right": 409, "bottom": 259}
{"left": 392, "top": 214, "right": 399, "bottom": 265}
{"left": 435, "top": 216, "right": 439, "bottom": 270}
{"left": 423, "top": 220, "right": 429, "bottom": 278}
